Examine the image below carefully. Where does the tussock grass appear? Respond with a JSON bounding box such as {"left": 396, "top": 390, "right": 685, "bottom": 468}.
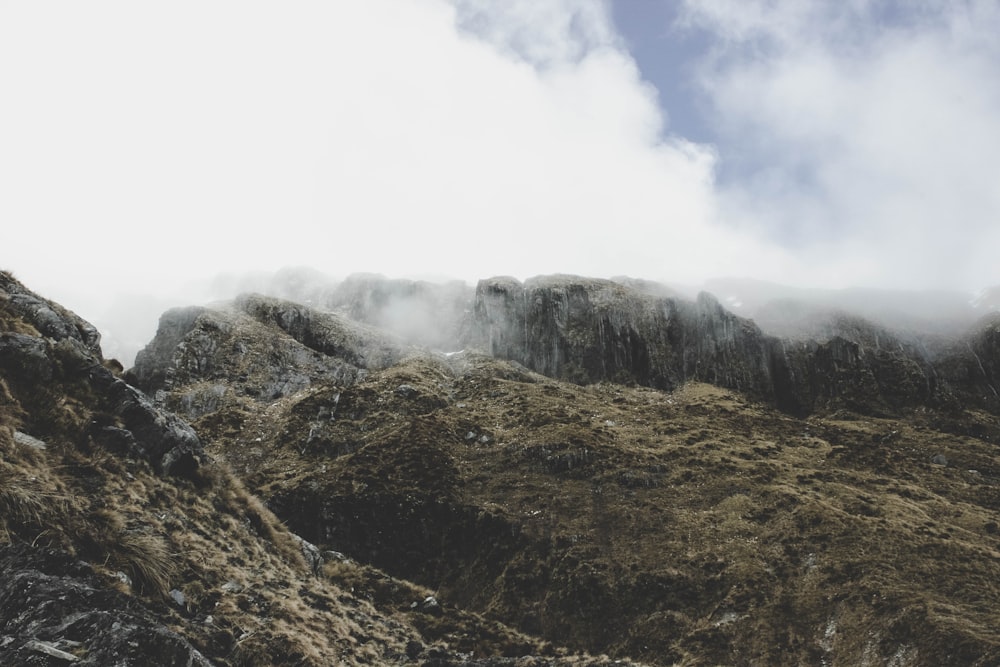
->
{"left": 202, "top": 461, "right": 308, "bottom": 570}
{"left": 0, "top": 458, "right": 68, "bottom": 544}
{"left": 114, "top": 530, "right": 175, "bottom": 597}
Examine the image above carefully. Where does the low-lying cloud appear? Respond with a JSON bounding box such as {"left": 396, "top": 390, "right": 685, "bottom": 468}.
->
{"left": 1, "top": 0, "right": 997, "bottom": 350}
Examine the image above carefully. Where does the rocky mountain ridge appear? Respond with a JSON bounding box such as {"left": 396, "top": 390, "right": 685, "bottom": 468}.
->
{"left": 135, "top": 273, "right": 1000, "bottom": 422}
{"left": 468, "top": 275, "right": 1000, "bottom": 418}
{"left": 1, "top": 271, "right": 643, "bottom": 666}
{"left": 122, "top": 272, "right": 1000, "bottom": 665}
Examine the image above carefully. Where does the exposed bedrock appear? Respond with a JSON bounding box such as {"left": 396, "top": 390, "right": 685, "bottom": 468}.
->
{"left": 469, "top": 275, "right": 1000, "bottom": 417}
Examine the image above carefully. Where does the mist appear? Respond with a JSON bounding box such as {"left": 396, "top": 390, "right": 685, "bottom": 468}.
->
{"left": 2, "top": 1, "right": 998, "bottom": 361}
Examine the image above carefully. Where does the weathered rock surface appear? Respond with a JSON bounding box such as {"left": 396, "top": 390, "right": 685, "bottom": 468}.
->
{"left": 0, "top": 275, "right": 102, "bottom": 354}
{"left": 1, "top": 272, "right": 203, "bottom": 476}
{"left": 0, "top": 544, "right": 212, "bottom": 666}
{"left": 128, "top": 294, "right": 409, "bottom": 419}
{"left": 468, "top": 275, "right": 1000, "bottom": 417}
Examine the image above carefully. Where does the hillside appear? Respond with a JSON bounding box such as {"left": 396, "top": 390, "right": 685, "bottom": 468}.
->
{"left": 0, "top": 271, "right": 638, "bottom": 666}
{"left": 124, "top": 276, "right": 1000, "bottom": 665}
{"left": 4, "top": 270, "right": 1000, "bottom": 665}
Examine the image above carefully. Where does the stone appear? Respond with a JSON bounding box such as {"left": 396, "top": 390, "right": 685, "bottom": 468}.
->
{"left": 23, "top": 639, "right": 79, "bottom": 662}
{"left": 1, "top": 273, "right": 101, "bottom": 353}
{"left": 13, "top": 431, "right": 47, "bottom": 450}
{"left": 0, "top": 544, "right": 212, "bottom": 667}
{"left": 293, "top": 534, "right": 324, "bottom": 575}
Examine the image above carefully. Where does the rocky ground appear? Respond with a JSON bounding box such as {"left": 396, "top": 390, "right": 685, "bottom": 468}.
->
{"left": 3, "top": 270, "right": 1000, "bottom": 665}
{"left": 0, "top": 271, "right": 639, "bottom": 666}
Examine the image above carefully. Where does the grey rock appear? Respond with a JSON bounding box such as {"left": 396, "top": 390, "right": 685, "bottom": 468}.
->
{"left": 169, "top": 589, "right": 186, "bottom": 607}
{"left": 293, "top": 534, "right": 324, "bottom": 575}
{"left": 1, "top": 275, "right": 204, "bottom": 477}
{"left": 129, "top": 307, "right": 208, "bottom": 391}
{"left": 235, "top": 293, "right": 406, "bottom": 370}
{"left": 22, "top": 639, "right": 79, "bottom": 662}
{"left": 1, "top": 273, "right": 101, "bottom": 353}
{"left": 411, "top": 595, "right": 441, "bottom": 615}
{"left": 0, "top": 544, "right": 211, "bottom": 667}
{"left": 128, "top": 298, "right": 395, "bottom": 418}
{"left": 13, "top": 431, "right": 47, "bottom": 450}
{"left": 0, "top": 332, "right": 54, "bottom": 382}
{"left": 220, "top": 581, "right": 243, "bottom": 593}
{"left": 467, "top": 275, "right": 1000, "bottom": 417}
{"left": 103, "top": 378, "right": 202, "bottom": 476}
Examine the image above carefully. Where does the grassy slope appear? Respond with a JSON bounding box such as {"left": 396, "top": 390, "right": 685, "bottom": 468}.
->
{"left": 193, "top": 352, "right": 1000, "bottom": 666}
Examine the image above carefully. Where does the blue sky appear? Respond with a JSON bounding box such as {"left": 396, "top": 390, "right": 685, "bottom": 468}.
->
{"left": 611, "top": 1, "right": 715, "bottom": 143}
{"left": 2, "top": 0, "right": 998, "bottom": 335}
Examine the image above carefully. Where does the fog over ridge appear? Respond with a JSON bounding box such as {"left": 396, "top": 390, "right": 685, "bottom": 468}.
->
{"left": 2, "top": 1, "right": 997, "bottom": 357}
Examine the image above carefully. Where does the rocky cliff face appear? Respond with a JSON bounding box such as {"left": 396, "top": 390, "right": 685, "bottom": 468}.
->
{"left": 469, "top": 275, "right": 1000, "bottom": 418}
{"left": 1, "top": 272, "right": 204, "bottom": 477}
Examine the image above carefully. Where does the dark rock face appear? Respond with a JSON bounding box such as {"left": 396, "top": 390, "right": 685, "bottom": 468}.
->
{"left": 0, "top": 275, "right": 102, "bottom": 354}
{"left": 0, "top": 545, "right": 212, "bottom": 666}
{"left": 1, "top": 273, "right": 203, "bottom": 476}
{"left": 129, "top": 275, "right": 1000, "bottom": 421}
{"left": 469, "top": 276, "right": 1000, "bottom": 417}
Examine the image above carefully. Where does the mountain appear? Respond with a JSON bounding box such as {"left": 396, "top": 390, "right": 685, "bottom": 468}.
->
{"left": 4, "top": 269, "right": 1000, "bottom": 665}
{"left": 0, "top": 271, "right": 640, "bottom": 667}
{"left": 120, "top": 273, "right": 1000, "bottom": 665}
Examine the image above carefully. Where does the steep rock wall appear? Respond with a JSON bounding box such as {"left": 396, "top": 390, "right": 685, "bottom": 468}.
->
{"left": 469, "top": 276, "right": 999, "bottom": 417}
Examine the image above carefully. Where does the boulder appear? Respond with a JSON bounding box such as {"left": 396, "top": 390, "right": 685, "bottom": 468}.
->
{"left": 0, "top": 544, "right": 212, "bottom": 667}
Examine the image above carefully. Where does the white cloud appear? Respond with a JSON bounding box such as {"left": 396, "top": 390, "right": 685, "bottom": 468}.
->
{"left": 2, "top": 0, "right": 996, "bottom": 351}
{"left": 681, "top": 0, "right": 1000, "bottom": 289}
{"left": 1, "top": 0, "right": 781, "bottom": 320}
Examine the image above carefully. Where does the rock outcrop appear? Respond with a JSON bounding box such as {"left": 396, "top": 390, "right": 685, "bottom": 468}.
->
{"left": 128, "top": 294, "right": 409, "bottom": 419}
{"left": 0, "top": 544, "right": 212, "bottom": 666}
{"left": 468, "top": 275, "right": 1000, "bottom": 417}
{"left": 1, "top": 271, "right": 203, "bottom": 476}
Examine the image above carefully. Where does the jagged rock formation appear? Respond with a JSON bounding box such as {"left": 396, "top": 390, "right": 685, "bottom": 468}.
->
{"left": 129, "top": 274, "right": 1000, "bottom": 666}
{"left": 0, "top": 544, "right": 212, "bottom": 666}
{"left": 1, "top": 272, "right": 203, "bottom": 476}
{"left": 128, "top": 294, "right": 409, "bottom": 419}
{"left": 469, "top": 275, "right": 1000, "bottom": 418}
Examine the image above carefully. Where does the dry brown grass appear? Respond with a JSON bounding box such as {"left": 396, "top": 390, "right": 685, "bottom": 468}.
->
{"left": 0, "top": 451, "right": 70, "bottom": 545}
{"left": 189, "top": 353, "right": 1000, "bottom": 666}
{"left": 200, "top": 460, "right": 308, "bottom": 570}
{"left": 113, "top": 530, "right": 176, "bottom": 597}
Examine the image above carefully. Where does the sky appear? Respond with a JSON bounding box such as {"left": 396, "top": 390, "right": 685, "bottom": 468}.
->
{"left": 2, "top": 0, "right": 999, "bottom": 338}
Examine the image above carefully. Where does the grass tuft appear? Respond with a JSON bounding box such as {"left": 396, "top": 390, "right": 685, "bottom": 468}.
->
{"left": 113, "top": 530, "right": 175, "bottom": 597}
